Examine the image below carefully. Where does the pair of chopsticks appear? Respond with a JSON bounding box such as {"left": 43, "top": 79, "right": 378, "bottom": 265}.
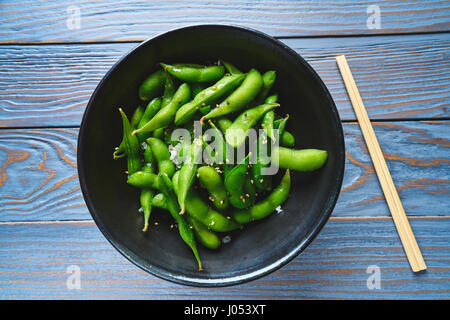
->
{"left": 335, "top": 55, "right": 427, "bottom": 273}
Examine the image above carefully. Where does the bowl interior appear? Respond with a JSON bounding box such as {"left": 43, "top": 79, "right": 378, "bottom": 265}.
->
{"left": 78, "top": 25, "right": 345, "bottom": 286}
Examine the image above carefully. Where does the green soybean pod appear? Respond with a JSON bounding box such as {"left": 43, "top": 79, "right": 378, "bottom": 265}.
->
{"left": 113, "top": 105, "right": 144, "bottom": 159}
{"left": 151, "top": 193, "right": 168, "bottom": 210}
{"left": 225, "top": 103, "right": 279, "bottom": 149}
{"left": 225, "top": 153, "right": 251, "bottom": 209}
{"left": 216, "top": 117, "right": 233, "bottom": 133}
{"left": 138, "top": 69, "right": 166, "bottom": 101}
{"left": 254, "top": 70, "right": 276, "bottom": 105}
{"left": 152, "top": 127, "right": 165, "bottom": 139}
{"left": 146, "top": 137, "right": 176, "bottom": 178}
{"left": 157, "top": 172, "right": 202, "bottom": 271}
{"left": 279, "top": 131, "right": 295, "bottom": 147}
{"left": 127, "top": 170, "right": 158, "bottom": 189}
{"left": 118, "top": 108, "right": 142, "bottom": 175}
{"left": 161, "top": 74, "right": 176, "bottom": 108}
{"left": 201, "top": 68, "right": 263, "bottom": 121}
{"left": 136, "top": 97, "right": 162, "bottom": 142}
{"left": 174, "top": 74, "right": 245, "bottom": 125}
{"left": 233, "top": 169, "right": 291, "bottom": 224}
{"left": 221, "top": 60, "right": 243, "bottom": 75}
{"left": 143, "top": 142, "right": 156, "bottom": 171}
{"left": 265, "top": 94, "right": 278, "bottom": 104}
{"left": 177, "top": 138, "right": 202, "bottom": 215}
{"left": 161, "top": 63, "right": 225, "bottom": 83}
{"left": 197, "top": 165, "right": 229, "bottom": 211}
{"left": 140, "top": 189, "right": 154, "bottom": 232}
{"left": 272, "top": 147, "right": 327, "bottom": 171}
{"left": 133, "top": 83, "right": 191, "bottom": 135}
{"left": 261, "top": 109, "right": 275, "bottom": 142}
{"left": 273, "top": 116, "right": 295, "bottom": 147}
{"left": 252, "top": 130, "right": 272, "bottom": 192}
{"left": 173, "top": 171, "right": 240, "bottom": 232}
{"left": 186, "top": 215, "right": 221, "bottom": 250}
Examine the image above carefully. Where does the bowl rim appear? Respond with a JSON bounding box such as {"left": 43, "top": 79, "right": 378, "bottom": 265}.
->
{"left": 77, "top": 24, "right": 345, "bottom": 287}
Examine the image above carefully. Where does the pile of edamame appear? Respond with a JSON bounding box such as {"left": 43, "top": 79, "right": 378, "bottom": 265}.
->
{"left": 114, "top": 61, "right": 328, "bottom": 271}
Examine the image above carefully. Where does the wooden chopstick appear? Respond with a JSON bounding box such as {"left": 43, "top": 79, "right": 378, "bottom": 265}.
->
{"left": 335, "top": 55, "right": 427, "bottom": 272}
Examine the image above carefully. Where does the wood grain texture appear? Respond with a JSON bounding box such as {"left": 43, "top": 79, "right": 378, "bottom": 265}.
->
{"left": 0, "top": 128, "right": 85, "bottom": 221}
{"left": 0, "top": 33, "right": 448, "bottom": 127}
{"left": 0, "top": 218, "right": 448, "bottom": 299}
{"left": 0, "top": 121, "right": 448, "bottom": 222}
{"left": 338, "top": 120, "right": 449, "bottom": 216}
{"left": 0, "top": 0, "right": 449, "bottom": 43}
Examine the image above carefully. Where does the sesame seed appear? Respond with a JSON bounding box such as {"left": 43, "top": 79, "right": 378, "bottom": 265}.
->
{"left": 154, "top": 222, "right": 159, "bottom": 226}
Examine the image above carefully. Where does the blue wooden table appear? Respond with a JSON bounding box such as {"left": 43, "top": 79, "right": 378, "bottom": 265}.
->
{"left": 0, "top": 1, "right": 449, "bottom": 299}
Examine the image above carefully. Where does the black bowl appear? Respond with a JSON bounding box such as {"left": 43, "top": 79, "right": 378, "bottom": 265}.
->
{"left": 77, "top": 25, "right": 345, "bottom": 287}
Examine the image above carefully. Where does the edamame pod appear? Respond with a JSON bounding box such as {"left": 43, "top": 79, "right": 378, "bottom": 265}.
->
{"left": 127, "top": 171, "right": 159, "bottom": 189}
{"left": 146, "top": 137, "right": 176, "bottom": 178}
{"left": 133, "top": 83, "right": 191, "bottom": 135}
{"left": 113, "top": 105, "right": 144, "bottom": 159}
{"left": 161, "top": 75, "right": 176, "bottom": 108}
{"left": 261, "top": 110, "right": 275, "bottom": 142}
{"left": 272, "top": 147, "right": 327, "bottom": 171}
{"left": 225, "top": 103, "right": 279, "bottom": 148}
{"left": 197, "top": 165, "right": 229, "bottom": 211}
{"left": 233, "top": 169, "right": 291, "bottom": 224}
{"left": 140, "top": 189, "right": 153, "bottom": 232}
{"left": 253, "top": 70, "right": 276, "bottom": 105}
{"left": 173, "top": 172, "right": 240, "bottom": 232}
{"left": 161, "top": 63, "right": 225, "bottom": 83}
{"left": 158, "top": 172, "right": 202, "bottom": 271}
{"left": 136, "top": 97, "right": 162, "bottom": 142}
{"left": 216, "top": 117, "right": 232, "bottom": 132}
{"left": 177, "top": 138, "right": 203, "bottom": 215}
{"left": 280, "top": 130, "right": 295, "bottom": 147}
{"left": 252, "top": 130, "right": 272, "bottom": 192}
{"left": 174, "top": 74, "right": 245, "bottom": 125}
{"left": 119, "top": 108, "right": 142, "bottom": 175}
{"left": 187, "top": 215, "right": 221, "bottom": 250}
{"left": 274, "top": 116, "right": 295, "bottom": 147}
{"left": 225, "top": 153, "right": 251, "bottom": 209}
{"left": 221, "top": 60, "right": 243, "bottom": 75}
{"left": 201, "top": 68, "right": 263, "bottom": 121}
{"left": 138, "top": 69, "right": 166, "bottom": 101}
{"left": 151, "top": 193, "right": 168, "bottom": 210}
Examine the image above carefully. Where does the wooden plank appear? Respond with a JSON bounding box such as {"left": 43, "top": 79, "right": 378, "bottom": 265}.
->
{"left": 0, "top": 128, "right": 84, "bottom": 221}
{"left": 0, "top": 0, "right": 449, "bottom": 43}
{"left": 339, "top": 121, "right": 449, "bottom": 217}
{"left": 0, "top": 218, "right": 448, "bottom": 299}
{"left": 0, "top": 33, "right": 449, "bottom": 128}
{"left": 0, "top": 121, "right": 448, "bottom": 222}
